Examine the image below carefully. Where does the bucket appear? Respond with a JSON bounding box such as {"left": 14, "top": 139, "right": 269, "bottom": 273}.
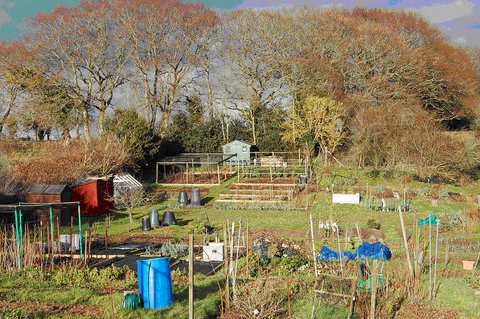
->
{"left": 142, "top": 217, "right": 151, "bottom": 231}
{"left": 191, "top": 188, "right": 201, "bottom": 206}
{"left": 137, "top": 258, "right": 173, "bottom": 309}
{"left": 463, "top": 260, "right": 475, "bottom": 270}
{"left": 161, "top": 211, "right": 177, "bottom": 226}
{"left": 178, "top": 192, "right": 189, "bottom": 207}
{"left": 150, "top": 209, "right": 160, "bottom": 228}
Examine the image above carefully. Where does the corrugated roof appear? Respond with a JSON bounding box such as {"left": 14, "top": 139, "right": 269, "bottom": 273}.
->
{"left": 28, "top": 184, "right": 48, "bottom": 194}
{"left": 44, "top": 184, "right": 68, "bottom": 195}
{"left": 28, "top": 184, "right": 67, "bottom": 195}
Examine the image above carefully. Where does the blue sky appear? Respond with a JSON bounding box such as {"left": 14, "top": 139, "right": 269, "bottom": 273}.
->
{"left": 0, "top": 0, "right": 479, "bottom": 47}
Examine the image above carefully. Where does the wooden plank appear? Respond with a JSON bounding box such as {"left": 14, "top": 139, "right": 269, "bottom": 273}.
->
{"left": 156, "top": 183, "right": 221, "bottom": 187}
{"left": 234, "top": 183, "right": 298, "bottom": 187}
{"left": 229, "top": 189, "right": 293, "bottom": 194}
{"left": 215, "top": 199, "right": 288, "bottom": 203}
{"left": 219, "top": 194, "right": 288, "bottom": 199}
{"left": 314, "top": 290, "right": 354, "bottom": 299}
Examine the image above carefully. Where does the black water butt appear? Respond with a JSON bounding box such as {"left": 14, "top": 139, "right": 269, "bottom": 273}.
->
{"left": 161, "top": 211, "right": 177, "bottom": 226}
{"left": 191, "top": 188, "right": 201, "bottom": 206}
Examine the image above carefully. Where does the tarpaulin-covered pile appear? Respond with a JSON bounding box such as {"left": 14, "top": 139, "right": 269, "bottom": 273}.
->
{"left": 317, "top": 242, "right": 392, "bottom": 262}
{"left": 356, "top": 242, "right": 391, "bottom": 261}
{"left": 317, "top": 246, "right": 356, "bottom": 261}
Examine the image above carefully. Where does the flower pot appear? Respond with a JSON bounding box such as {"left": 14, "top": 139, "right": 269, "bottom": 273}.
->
{"left": 462, "top": 260, "right": 475, "bottom": 270}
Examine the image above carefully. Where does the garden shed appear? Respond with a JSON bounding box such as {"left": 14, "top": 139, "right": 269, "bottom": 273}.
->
{"left": 222, "top": 140, "right": 258, "bottom": 165}
{"left": 26, "top": 184, "right": 71, "bottom": 204}
{"left": 71, "top": 177, "right": 114, "bottom": 217}
{"left": 25, "top": 184, "right": 72, "bottom": 224}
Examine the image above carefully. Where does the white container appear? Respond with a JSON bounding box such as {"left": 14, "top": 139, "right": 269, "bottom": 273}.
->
{"left": 59, "top": 234, "right": 80, "bottom": 252}
{"left": 203, "top": 243, "right": 224, "bottom": 262}
{"left": 332, "top": 193, "right": 361, "bottom": 205}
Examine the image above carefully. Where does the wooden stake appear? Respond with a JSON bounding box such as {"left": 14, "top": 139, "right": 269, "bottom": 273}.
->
{"left": 232, "top": 221, "right": 242, "bottom": 301}
{"left": 398, "top": 206, "right": 413, "bottom": 276}
{"left": 105, "top": 216, "right": 109, "bottom": 250}
{"left": 444, "top": 239, "right": 449, "bottom": 269}
{"left": 433, "top": 220, "right": 439, "bottom": 298}
{"left": 413, "top": 211, "right": 418, "bottom": 276}
{"left": 355, "top": 223, "right": 362, "bottom": 242}
{"left": 56, "top": 217, "right": 61, "bottom": 256}
{"left": 287, "top": 274, "right": 292, "bottom": 317}
{"left": 336, "top": 224, "right": 343, "bottom": 276}
{"left": 189, "top": 233, "right": 194, "bottom": 319}
{"left": 223, "top": 223, "right": 230, "bottom": 315}
{"left": 40, "top": 221, "right": 43, "bottom": 271}
{"left": 429, "top": 220, "right": 432, "bottom": 300}
{"left": 70, "top": 216, "right": 73, "bottom": 258}
{"left": 370, "top": 260, "right": 378, "bottom": 319}
{"left": 309, "top": 214, "right": 318, "bottom": 276}
{"left": 246, "top": 221, "right": 249, "bottom": 278}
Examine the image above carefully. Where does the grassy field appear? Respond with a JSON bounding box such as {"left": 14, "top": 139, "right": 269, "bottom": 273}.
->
{"left": 1, "top": 168, "right": 479, "bottom": 318}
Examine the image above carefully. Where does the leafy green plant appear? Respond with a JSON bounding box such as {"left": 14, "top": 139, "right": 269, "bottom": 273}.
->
{"left": 270, "top": 256, "right": 308, "bottom": 275}
{"left": 464, "top": 270, "right": 480, "bottom": 290}
{"left": 157, "top": 241, "right": 188, "bottom": 258}
{"left": 192, "top": 215, "right": 214, "bottom": 234}
{"left": 367, "top": 218, "right": 381, "bottom": 230}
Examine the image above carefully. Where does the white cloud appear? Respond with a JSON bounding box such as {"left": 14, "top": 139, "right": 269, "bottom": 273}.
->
{"left": 413, "top": 0, "right": 474, "bottom": 24}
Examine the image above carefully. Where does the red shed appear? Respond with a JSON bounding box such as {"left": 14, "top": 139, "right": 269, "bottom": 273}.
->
{"left": 71, "top": 177, "right": 114, "bottom": 217}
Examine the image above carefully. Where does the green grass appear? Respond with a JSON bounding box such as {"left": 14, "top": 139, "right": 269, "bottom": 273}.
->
{"left": 435, "top": 278, "right": 480, "bottom": 319}
{"left": 293, "top": 297, "right": 354, "bottom": 318}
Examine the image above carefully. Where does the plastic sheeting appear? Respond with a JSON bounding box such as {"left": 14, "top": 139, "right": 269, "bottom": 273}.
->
{"left": 317, "top": 245, "right": 356, "bottom": 261}
{"left": 418, "top": 214, "right": 438, "bottom": 226}
{"left": 317, "top": 242, "right": 392, "bottom": 262}
{"left": 356, "top": 242, "right": 392, "bottom": 261}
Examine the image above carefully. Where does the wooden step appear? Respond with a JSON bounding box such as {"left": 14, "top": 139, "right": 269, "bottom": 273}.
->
{"left": 215, "top": 199, "right": 288, "bottom": 203}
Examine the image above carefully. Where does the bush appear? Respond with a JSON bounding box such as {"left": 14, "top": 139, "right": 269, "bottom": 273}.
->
{"left": 367, "top": 218, "right": 381, "bottom": 230}
{"left": 192, "top": 215, "right": 214, "bottom": 234}
{"left": 231, "top": 277, "right": 288, "bottom": 319}
{"left": 270, "top": 256, "right": 308, "bottom": 275}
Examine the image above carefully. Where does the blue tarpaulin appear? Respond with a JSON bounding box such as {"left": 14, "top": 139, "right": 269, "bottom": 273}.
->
{"left": 356, "top": 242, "right": 392, "bottom": 261}
{"left": 317, "top": 246, "right": 356, "bottom": 261}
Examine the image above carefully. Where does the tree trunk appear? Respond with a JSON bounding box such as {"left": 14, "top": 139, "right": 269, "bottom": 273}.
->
{"left": 0, "top": 94, "right": 15, "bottom": 137}
{"left": 159, "top": 105, "right": 174, "bottom": 138}
{"left": 251, "top": 119, "right": 257, "bottom": 145}
{"left": 81, "top": 106, "right": 90, "bottom": 140}
{"left": 98, "top": 109, "right": 105, "bottom": 135}
{"left": 128, "top": 209, "right": 133, "bottom": 224}
{"left": 324, "top": 146, "right": 328, "bottom": 166}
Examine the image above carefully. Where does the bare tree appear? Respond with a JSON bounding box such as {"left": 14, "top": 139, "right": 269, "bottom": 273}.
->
{"left": 112, "top": 186, "right": 152, "bottom": 224}
{"left": 114, "top": 0, "right": 218, "bottom": 135}
{"left": 219, "top": 10, "right": 286, "bottom": 145}
{"left": 27, "top": 0, "right": 128, "bottom": 139}
{"left": 0, "top": 42, "right": 30, "bottom": 138}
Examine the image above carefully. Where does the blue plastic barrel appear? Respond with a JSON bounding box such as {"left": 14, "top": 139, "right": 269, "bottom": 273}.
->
{"left": 137, "top": 257, "right": 173, "bottom": 309}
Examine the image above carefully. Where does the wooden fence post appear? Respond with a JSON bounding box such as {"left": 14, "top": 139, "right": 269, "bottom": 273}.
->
{"left": 370, "top": 260, "right": 378, "bottom": 319}
{"left": 309, "top": 214, "right": 318, "bottom": 276}
{"left": 398, "top": 206, "right": 413, "bottom": 277}
{"left": 189, "top": 233, "right": 194, "bottom": 319}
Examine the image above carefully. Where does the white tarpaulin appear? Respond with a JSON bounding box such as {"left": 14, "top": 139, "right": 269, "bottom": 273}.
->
{"left": 332, "top": 193, "right": 361, "bottom": 204}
